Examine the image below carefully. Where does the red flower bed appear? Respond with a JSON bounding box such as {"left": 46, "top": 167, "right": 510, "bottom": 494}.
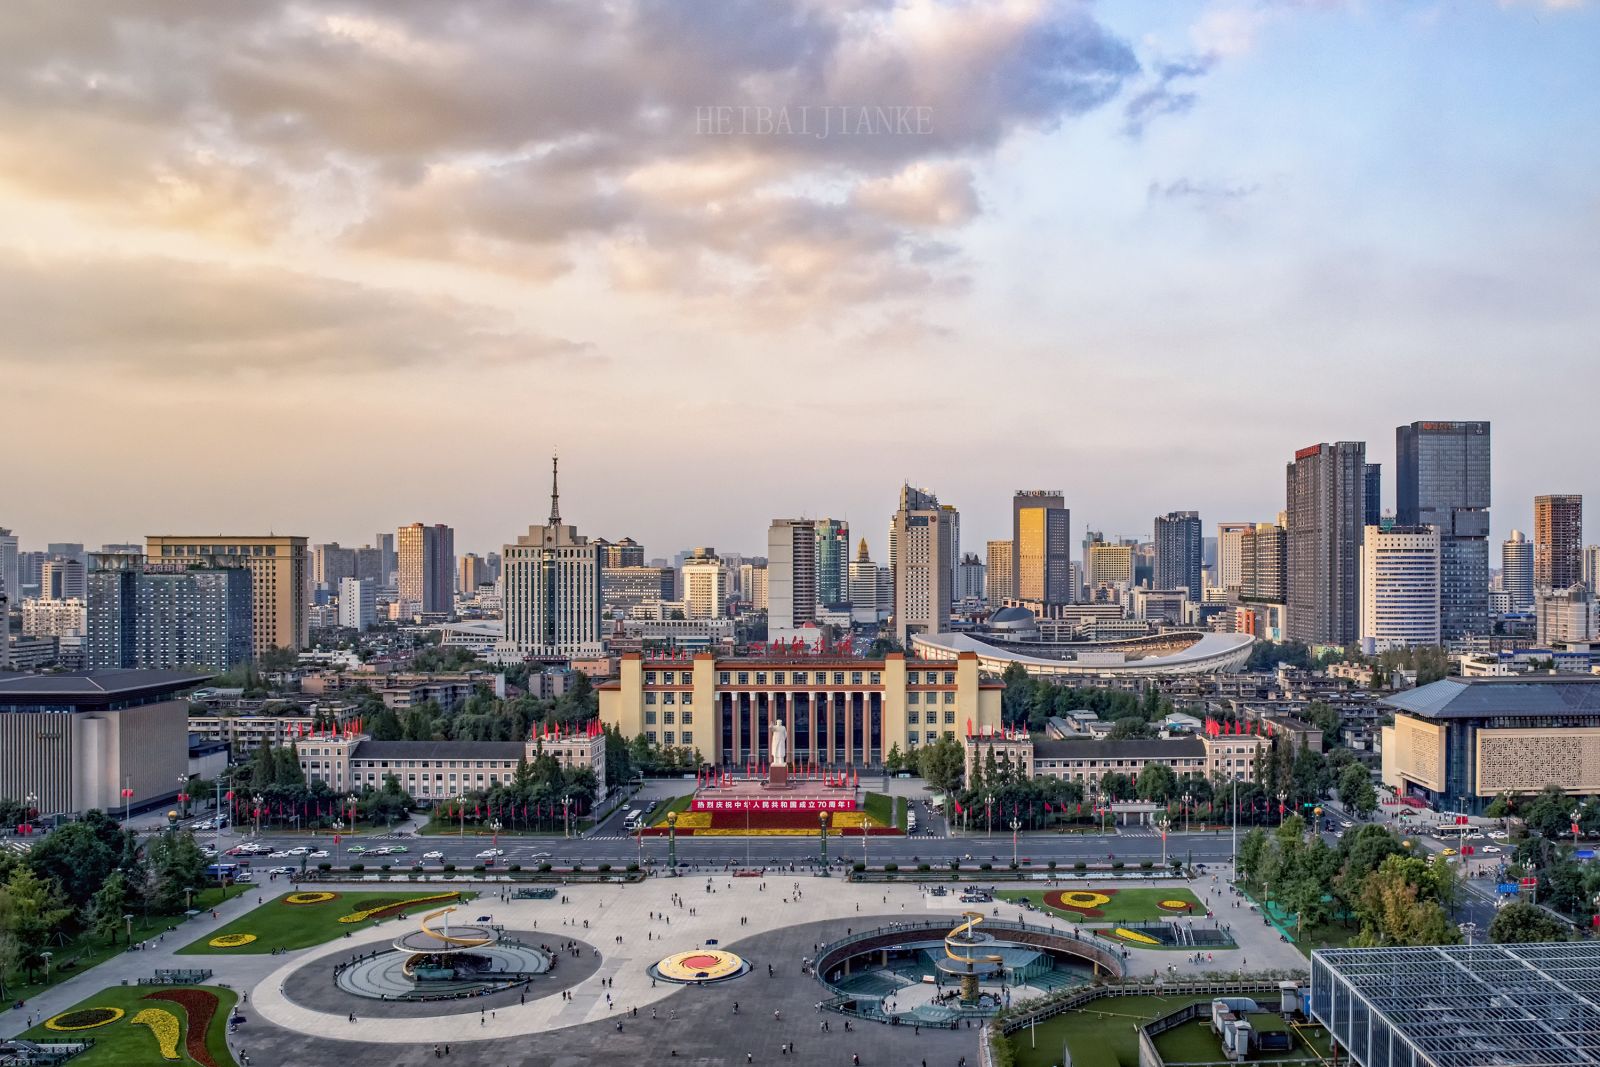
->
{"left": 707, "top": 810, "right": 828, "bottom": 830}
{"left": 144, "top": 988, "right": 221, "bottom": 1067}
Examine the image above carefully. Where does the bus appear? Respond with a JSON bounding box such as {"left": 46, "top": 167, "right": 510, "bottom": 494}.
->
{"left": 1431, "top": 823, "right": 1472, "bottom": 840}
{"left": 623, "top": 810, "right": 646, "bottom": 833}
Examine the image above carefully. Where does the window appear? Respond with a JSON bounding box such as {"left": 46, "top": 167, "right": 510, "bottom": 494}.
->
{"left": 907, "top": 711, "right": 919, "bottom": 724}
{"left": 851, "top": 672, "right": 862, "bottom": 685}
{"left": 943, "top": 711, "right": 955, "bottom": 724}
{"left": 793, "top": 672, "right": 807, "bottom": 684}
{"left": 774, "top": 672, "right": 785, "bottom": 684}
{"left": 663, "top": 711, "right": 675, "bottom": 724}
{"left": 644, "top": 672, "right": 656, "bottom": 684}
{"left": 664, "top": 731, "right": 675, "bottom": 745}
{"left": 663, "top": 692, "right": 676, "bottom": 704}
{"left": 944, "top": 672, "right": 955, "bottom": 685}
{"left": 832, "top": 672, "right": 844, "bottom": 685}
{"left": 681, "top": 712, "right": 692, "bottom": 725}
{"left": 682, "top": 693, "right": 693, "bottom": 706}
{"left": 645, "top": 692, "right": 656, "bottom": 705}
{"left": 944, "top": 691, "right": 955, "bottom": 704}
{"left": 870, "top": 673, "right": 880, "bottom": 685}
{"left": 737, "top": 672, "right": 748, "bottom": 685}
{"left": 755, "top": 673, "right": 766, "bottom": 685}
{"left": 647, "top": 731, "right": 657, "bottom": 744}
{"left": 908, "top": 672, "right": 919, "bottom": 684}
{"left": 645, "top": 710, "right": 657, "bottom": 724}
{"left": 680, "top": 672, "right": 693, "bottom": 685}
{"left": 719, "top": 672, "right": 731, "bottom": 684}
{"left": 908, "top": 692, "right": 919, "bottom": 704}
{"left": 909, "top": 730, "right": 920, "bottom": 744}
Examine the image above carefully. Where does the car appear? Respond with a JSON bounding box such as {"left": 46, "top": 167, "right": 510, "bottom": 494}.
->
{"left": 423, "top": 850, "right": 445, "bottom": 861}
{"left": 1482, "top": 845, "right": 1501, "bottom": 854}
{"left": 309, "top": 850, "right": 329, "bottom": 859}
{"left": 1441, "top": 848, "right": 1458, "bottom": 856}
{"left": 366, "top": 846, "right": 391, "bottom": 856}
{"left": 268, "top": 851, "right": 291, "bottom": 858}
{"left": 1489, "top": 830, "right": 1509, "bottom": 840}
{"left": 268, "top": 866, "right": 295, "bottom": 875}
{"left": 285, "top": 846, "right": 311, "bottom": 856}
{"left": 347, "top": 845, "right": 367, "bottom": 853}
{"left": 476, "top": 849, "right": 497, "bottom": 859}
{"left": 387, "top": 845, "right": 409, "bottom": 854}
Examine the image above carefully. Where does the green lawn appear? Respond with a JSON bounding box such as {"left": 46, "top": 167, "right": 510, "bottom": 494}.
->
{"left": 997, "top": 887, "right": 1205, "bottom": 924}
{"left": 177, "top": 889, "right": 473, "bottom": 955}
{"left": 1154, "top": 1011, "right": 1331, "bottom": 1063}
{"left": 20, "top": 983, "right": 238, "bottom": 1067}
{"left": 1011, "top": 994, "right": 1213, "bottom": 1067}
{"left": 861, "top": 792, "right": 907, "bottom": 830}
{"left": 647, "top": 793, "right": 696, "bottom": 827}
{"left": 0, "top": 885, "right": 245, "bottom": 1012}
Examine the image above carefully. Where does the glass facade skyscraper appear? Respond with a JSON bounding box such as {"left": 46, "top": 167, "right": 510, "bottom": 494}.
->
{"left": 1011, "top": 491, "right": 1070, "bottom": 604}
{"left": 1396, "top": 420, "right": 1490, "bottom": 639}
{"left": 1287, "top": 441, "right": 1366, "bottom": 645}
{"left": 1153, "top": 511, "right": 1203, "bottom": 599}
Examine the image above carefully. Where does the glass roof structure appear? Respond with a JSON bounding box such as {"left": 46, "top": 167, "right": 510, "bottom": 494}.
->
{"left": 1311, "top": 942, "right": 1600, "bottom": 1067}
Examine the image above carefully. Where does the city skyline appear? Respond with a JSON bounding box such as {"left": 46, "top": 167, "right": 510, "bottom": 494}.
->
{"left": 0, "top": 3, "right": 1597, "bottom": 558}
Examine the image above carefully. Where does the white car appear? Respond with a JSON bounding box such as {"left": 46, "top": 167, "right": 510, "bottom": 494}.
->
{"left": 423, "top": 851, "right": 445, "bottom": 861}
{"left": 268, "top": 866, "right": 295, "bottom": 875}
{"left": 286, "top": 846, "right": 312, "bottom": 856}
{"left": 268, "top": 851, "right": 291, "bottom": 858}
{"left": 475, "top": 849, "right": 502, "bottom": 859}
{"left": 1482, "top": 845, "right": 1501, "bottom": 854}
{"left": 1489, "top": 830, "right": 1509, "bottom": 840}
{"left": 310, "top": 850, "right": 329, "bottom": 859}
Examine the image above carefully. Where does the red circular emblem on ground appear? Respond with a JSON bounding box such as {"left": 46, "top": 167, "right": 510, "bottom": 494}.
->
{"left": 681, "top": 954, "right": 722, "bottom": 970}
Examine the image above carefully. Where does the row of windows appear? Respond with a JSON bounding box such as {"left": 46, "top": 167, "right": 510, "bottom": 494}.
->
{"left": 161, "top": 544, "right": 281, "bottom": 557}
{"left": 906, "top": 710, "right": 958, "bottom": 725}
{"left": 643, "top": 692, "right": 693, "bottom": 705}
{"left": 643, "top": 711, "right": 692, "bottom": 725}
{"left": 907, "top": 691, "right": 956, "bottom": 704}
{"left": 716, "top": 671, "right": 890, "bottom": 687}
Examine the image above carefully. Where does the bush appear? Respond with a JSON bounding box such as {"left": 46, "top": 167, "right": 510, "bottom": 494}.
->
{"left": 349, "top": 863, "right": 364, "bottom": 872}
{"left": 509, "top": 863, "right": 522, "bottom": 872}
{"left": 1139, "top": 860, "right": 1153, "bottom": 870}
{"left": 1047, "top": 860, "right": 1057, "bottom": 870}
{"left": 598, "top": 863, "right": 612, "bottom": 872}
{"left": 884, "top": 863, "right": 898, "bottom": 872}
{"left": 381, "top": 864, "right": 392, "bottom": 871}
{"left": 473, "top": 864, "right": 486, "bottom": 873}
{"left": 538, "top": 862, "right": 553, "bottom": 872}
{"left": 980, "top": 862, "right": 992, "bottom": 871}
{"left": 1111, "top": 861, "right": 1125, "bottom": 870}
{"left": 852, "top": 862, "right": 866, "bottom": 873}
{"left": 1073, "top": 861, "right": 1086, "bottom": 871}
{"left": 917, "top": 863, "right": 931, "bottom": 872}
{"left": 317, "top": 862, "right": 332, "bottom": 872}
{"left": 948, "top": 859, "right": 960, "bottom": 870}
{"left": 626, "top": 863, "right": 639, "bottom": 872}
{"left": 443, "top": 864, "right": 456, "bottom": 872}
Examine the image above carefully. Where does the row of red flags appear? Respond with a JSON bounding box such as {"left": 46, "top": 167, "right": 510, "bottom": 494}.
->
{"left": 697, "top": 764, "right": 860, "bottom": 789}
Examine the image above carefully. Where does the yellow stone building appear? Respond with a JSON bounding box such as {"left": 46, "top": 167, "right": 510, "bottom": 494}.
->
{"left": 598, "top": 651, "right": 1003, "bottom": 767}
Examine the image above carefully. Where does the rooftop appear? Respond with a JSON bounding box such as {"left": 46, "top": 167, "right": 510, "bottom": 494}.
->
{"left": 1027, "top": 737, "right": 1206, "bottom": 760}
{"left": 1382, "top": 676, "right": 1600, "bottom": 720}
{"left": 1312, "top": 941, "right": 1600, "bottom": 1067}
{"left": 0, "top": 669, "right": 211, "bottom": 704}
{"left": 349, "top": 740, "right": 526, "bottom": 761}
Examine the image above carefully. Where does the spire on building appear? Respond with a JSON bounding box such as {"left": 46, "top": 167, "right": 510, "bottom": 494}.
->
{"left": 548, "top": 454, "right": 561, "bottom": 526}
{"left": 856, "top": 537, "right": 870, "bottom": 562}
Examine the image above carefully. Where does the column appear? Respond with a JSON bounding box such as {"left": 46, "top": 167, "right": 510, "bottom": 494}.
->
{"left": 733, "top": 692, "right": 744, "bottom": 767}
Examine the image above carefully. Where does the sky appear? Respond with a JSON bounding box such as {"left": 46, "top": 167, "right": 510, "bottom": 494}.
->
{"left": 0, "top": 0, "right": 1596, "bottom": 561}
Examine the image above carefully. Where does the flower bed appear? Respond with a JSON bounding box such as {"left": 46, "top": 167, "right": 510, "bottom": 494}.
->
{"left": 208, "top": 932, "right": 257, "bottom": 948}
{"left": 1110, "top": 927, "right": 1161, "bottom": 945}
{"left": 45, "top": 1007, "right": 124, "bottom": 1031}
{"left": 131, "top": 1006, "right": 182, "bottom": 1060}
{"left": 1042, "top": 889, "right": 1116, "bottom": 918}
{"left": 338, "top": 890, "right": 460, "bottom": 924}
{"left": 284, "top": 891, "right": 337, "bottom": 905}
{"left": 1157, "top": 899, "right": 1193, "bottom": 912}
{"left": 145, "top": 988, "right": 222, "bottom": 1067}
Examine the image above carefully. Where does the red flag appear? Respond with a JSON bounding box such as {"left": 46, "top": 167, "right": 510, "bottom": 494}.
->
{"left": 953, "top": 799, "right": 964, "bottom": 815}
{"left": 1043, "top": 801, "right": 1052, "bottom": 813}
{"left": 966, "top": 718, "right": 972, "bottom": 738}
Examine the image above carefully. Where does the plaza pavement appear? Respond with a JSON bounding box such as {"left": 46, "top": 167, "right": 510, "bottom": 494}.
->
{"left": 2, "top": 865, "right": 1305, "bottom": 1065}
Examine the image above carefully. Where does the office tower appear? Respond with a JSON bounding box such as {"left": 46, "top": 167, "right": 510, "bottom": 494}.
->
{"left": 1534, "top": 494, "right": 1583, "bottom": 590}
{"left": 1011, "top": 491, "right": 1070, "bottom": 603}
{"left": 1585, "top": 546, "right": 1600, "bottom": 594}
{"left": 848, "top": 540, "right": 882, "bottom": 613}
{"left": 1285, "top": 441, "right": 1366, "bottom": 645}
{"left": 87, "top": 553, "right": 253, "bottom": 669}
{"left": 21, "top": 597, "right": 88, "bottom": 667}
{"left": 1153, "top": 511, "right": 1203, "bottom": 599}
{"left": 0, "top": 528, "right": 17, "bottom": 614}
{"left": 767, "top": 519, "right": 817, "bottom": 633}
{"left": 46, "top": 543, "right": 87, "bottom": 567}
{"left": 1396, "top": 421, "right": 1491, "bottom": 639}
{"left": 682, "top": 548, "right": 727, "bottom": 619}
{"left": 1085, "top": 539, "right": 1134, "bottom": 593}
{"left": 814, "top": 519, "right": 851, "bottom": 609}
{"left": 598, "top": 537, "right": 645, "bottom": 569}
{"left": 1360, "top": 523, "right": 1441, "bottom": 651}
{"left": 145, "top": 535, "right": 308, "bottom": 654}
{"left": 739, "top": 563, "right": 769, "bottom": 611}
{"left": 1215, "top": 523, "right": 1252, "bottom": 595}
{"left": 876, "top": 566, "right": 894, "bottom": 616}
{"left": 985, "top": 540, "right": 1014, "bottom": 607}
{"left": 600, "top": 566, "right": 675, "bottom": 617}
{"left": 397, "top": 523, "right": 455, "bottom": 615}
{"left": 1240, "top": 522, "right": 1287, "bottom": 603}
{"left": 459, "top": 552, "right": 486, "bottom": 594}
{"left": 1536, "top": 585, "right": 1598, "bottom": 645}
{"left": 1502, "top": 531, "right": 1534, "bottom": 612}
{"left": 956, "top": 553, "right": 986, "bottom": 603}
{"left": 354, "top": 545, "right": 385, "bottom": 585}
{"left": 500, "top": 457, "right": 603, "bottom": 658}
{"left": 1364, "top": 464, "right": 1383, "bottom": 527}
{"left": 16, "top": 550, "right": 45, "bottom": 598}
{"left": 312, "top": 543, "right": 357, "bottom": 591}
{"left": 486, "top": 552, "right": 503, "bottom": 584}
{"left": 375, "top": 532, "right": 396, "bottom": 584}
{"left": 40, "top": 558, "right": 86, "bottom": 601}
{"left": 338, "top": 577, "right": 376, "bottom": 632}
{"left": 99, "top": 543, "right": 142, "bottom": 555}
{"left": 891, "top": 485, "right": 955, "bottom": 642}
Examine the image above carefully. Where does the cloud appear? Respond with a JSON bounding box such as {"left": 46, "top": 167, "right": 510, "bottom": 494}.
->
{"left": 1147, "top": 177, "right": 1262, "bottom": 207}
{"left": 0, "top": 0, "right": 1166, "bottom": 318}
{"left": 0, "top": 251, "right": 592, "bottom": 377}
{"left": 1123, "top": 54, "right": 1217, "bottom": 136}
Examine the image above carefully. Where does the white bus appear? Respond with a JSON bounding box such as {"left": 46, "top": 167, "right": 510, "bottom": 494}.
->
{"left": 623, "top": 810, "right": 646, "bottom": 833}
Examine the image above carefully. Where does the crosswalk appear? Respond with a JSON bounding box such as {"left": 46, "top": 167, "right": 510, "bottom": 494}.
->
{"left": 590, "top": 830, "right": 953, "bottom": 841}
{"left": 2, "top": 839, "right": 32, "bottom": 856}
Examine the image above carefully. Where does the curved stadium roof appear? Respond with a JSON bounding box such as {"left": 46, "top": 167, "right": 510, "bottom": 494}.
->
{"left": 908, "top": 630, "right": 1254, "bottom": 677}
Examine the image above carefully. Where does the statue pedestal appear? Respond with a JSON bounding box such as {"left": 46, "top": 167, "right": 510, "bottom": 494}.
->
{"left": 765, "top": 764, "right": 790, "bottom": 790}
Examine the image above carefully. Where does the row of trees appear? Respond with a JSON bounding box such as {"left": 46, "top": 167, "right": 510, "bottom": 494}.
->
{"left": 0, "top": 813, "right": 210, "bottom": 998}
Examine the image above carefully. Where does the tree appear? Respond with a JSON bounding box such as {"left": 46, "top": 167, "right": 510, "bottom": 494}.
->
{"left": 884, "top": 744, "right": 905, "bottom": 775}
{"left": 1355, "top": 854, "right": 1461, "bottom": 947}
{"left": 26, "top": 821, "right": 117, "bottom": 910}
{"left": 1489, "top": 901, "right": 1565, "bottom": 944}
{"left": 85, "top": 871, "right": 130, "bottom": 945}
{"left": 1108, "top": 716, "right": 1152, "bottom": 740}
{"left": 0, "top": 866, "right": 73, "bottom": 980}
{"left": 917, "top": 735, "right": 967, "bottom": 798}
{"left": 1237, "top": 828, "right": 1269, "bottom": 880}
{"left": 1136, "top": 764, "right": 1178, "bottom": 803}
{"left": 1524, "top": 784, "right": 1575, "bottom": 840}
{"left": 1338, "top": 763, "right": 1377, "bottom": 817}
{"left": 145, "top": 833, "right": 208, "bottom": 915}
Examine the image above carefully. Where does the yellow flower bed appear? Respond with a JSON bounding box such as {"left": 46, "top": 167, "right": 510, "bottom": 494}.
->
{"left": 830, "top": 812, "right": 875, "bottom": 829}
{"left": 45, "top": 1007, "right": 125, "bottom": 1031}
{"left": 1059, "top": 891, "right": 1112, "bottom": 908}
{"left": 285, "top": 891, "right": 337, "bottom": 905}
{"left": 338, "top": 891, "right": 460, "bottom": 924}
{"left": 1112, "top": 927, "right": 1161, "bottom": 945}
{"left": 1158, "top": 899, "right": 1193, "bottom": 911}
{"left": 131, "top": 1007, "right": 182, "bottom": 1060}
{"left": 694, "top": 827, "right": 816, "bottom": 836}
{"left": 208, "top": 933, "right": 258, "bottom": 947}
{"left": 666, "top": 811, "right": 712, "bottom": 829}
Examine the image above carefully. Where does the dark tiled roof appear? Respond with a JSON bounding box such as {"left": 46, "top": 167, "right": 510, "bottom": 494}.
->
{"left": 349, "top": 740, "right": 526, "bottom": 761}
{"left": 1382, "top": 677, "right": 1600, "bottom": 720}
{"left": 1026, "top": 737, "right": 1206, "bottom": 760}
{"left": 0, "top": 669, "right": 211, "bottom": 701}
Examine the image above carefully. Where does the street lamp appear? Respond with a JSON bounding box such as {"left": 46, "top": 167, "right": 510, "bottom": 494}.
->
{"left": 1156, "top": 811, "right": 1169, "bottom": 870}
{"left": 252, "top": 794, "right": 264, "bottom": 838}
{"left": 817, "top": 811, "right": 829, "bottom": 875}
{"left": 1183, "top": 791, "right": 1193, "bottom": 835}
{"left": 24, "top": 791, "right": 37, "bottom": 835}
{"left": 667, "top": 810, "right": 679, "bottom": 874}
{"left": 123, "top": 913, "right": 134, "bottom": 946}
{"left": 986, "top": 792, "right": 995, "bottom": 840}
{"left": 1010, "top": 816, "right": 1021, "bottom": 868}
{"left": 562, "top": 795, "right": 572, "bottom": 839}
{"left": 1459, "top": 921, "right": 1478, "bottom": 946}
{"left": 178, "top": 775, "right": 191, "bottom": 819}
{"left": 122, "top": 777, "right": 135, "bottom": 823}
{"left": 1277, "top": 790, "right": 1288, "bottom": 827}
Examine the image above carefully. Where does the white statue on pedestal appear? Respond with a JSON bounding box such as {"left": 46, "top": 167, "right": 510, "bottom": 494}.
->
{"left": 770, "top": 720, "right": 789, "bottom": 767}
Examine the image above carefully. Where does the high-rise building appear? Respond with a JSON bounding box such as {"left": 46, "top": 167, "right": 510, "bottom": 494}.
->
{"left": 338, "top": 577, "right": 376, "bottom": 632}
{"left": 1534, "top": 494, "right": 1583, "bottom": 591}
{"left": 145, "top": 535, "right": 308, "bottom": 654}
{"left": 1360, "top": 523, "right": 1441, "bottom": 651}
{"left": 375, "top": 532, "right": 396, "bottom": 584}
{"left": 499, "top": 457, "right": 603, "bottom": 658}
{"left": 1085, "top": 539, "right": 1134, "bottom": 593}
{"left": 985, "top": 540, "right": 1013, "bottom": 607}
{"left": 767, "top": 519, "right": 817, "bottom": 633}
{"left": 891, "top": 485, "right": 955, "bottom": 643}
{"left": 1502, "top": 531, "right": 1534, "bottom": 612}
{"left": 1396, "top": 421, "right": 1491, "bottom": 639}
{"left": 597, "top": 537, "right": 645, "bottom": 569}
{"left": 16, "top": 550, "right": 45, "bottom": 599}
{"left": 1240, "top": 522, "right": 1287, "bottom": 604}
{"left": 1012, "top": 491, "right": 1071, "bottom": 604}
{"left": 40, "top": 557, "right": 86, "bottom": 601}
{"left": 682, "top": 548, "right": 728, "bottom": 619}
{"left": 739, "top": 563, "right": 769, "bottom": 611}
{"left": 1363, "top": 463, "right": 1383, "bottom": 527}
{"left": 87, "top": 553, "right": 254, "bottom": 669}
{"left": 0, "top": 528, "right": 17, "bottom": 615}
{"left": 814, "top": 519, "right": 851, "bottom": 609}
{"left": 600, "top": 566, "right": 675, "bottom": 617}
{"left": 956, "top": 553, "right": 986, "bottom": 603}
{"left": 847, "top": 540, "right": 883, "bottom": 615}
{"left": 311, "top": 543, "right": 357, "bottom": 590}
{"left": 1153, "top": 511, "right": 1203, "bottom": 600}
{"left": 353, "top": 546, "right": 385, "bottom": 585}
{"left": 1535, "top": 585, "right": 1598, "bottom": 645}
{"left": 1286, "top": 441, "right": 1366, "bottom": 645}
{"left": 397, "top": 523, "right": 455, "bottom": 615}
{"left": 459, "top": 553, "right": 488, "bottom": 594}
{"left": 1215, "top": 522, "right": 1253, "bottom": 595}
{"left": 1585, "top": 546, "right": 1600, "bottom": 594}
